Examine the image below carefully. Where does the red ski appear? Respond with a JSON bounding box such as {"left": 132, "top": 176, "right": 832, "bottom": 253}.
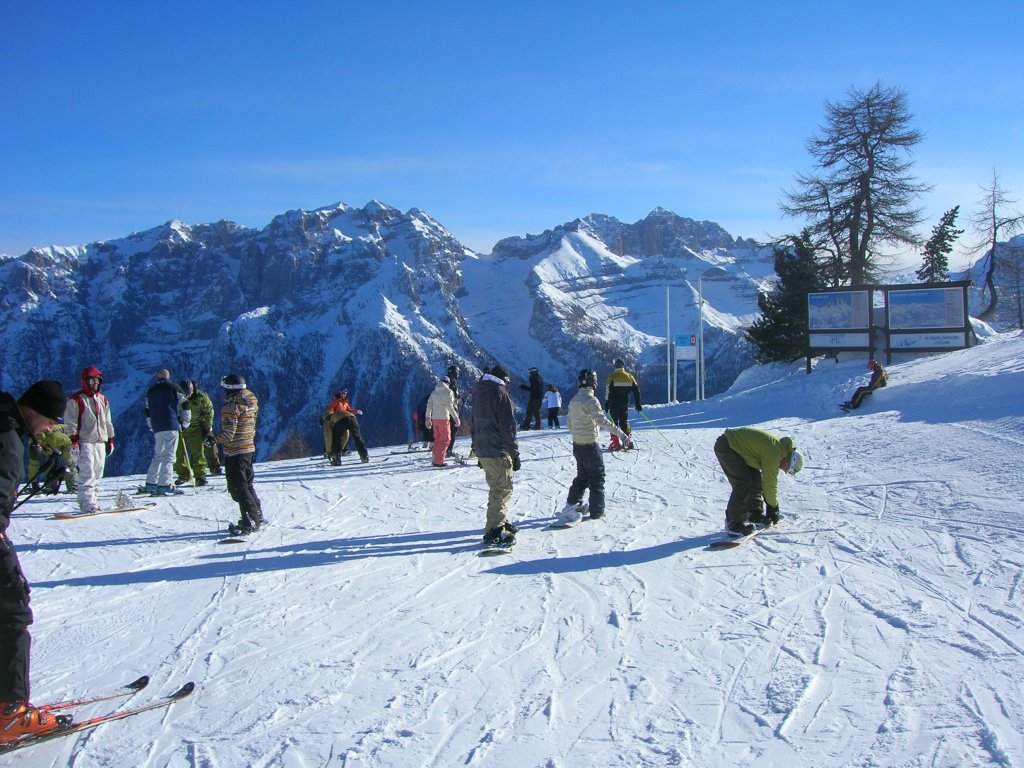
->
{"left": 0, "top": 682, "right": 194, "bottom": 754}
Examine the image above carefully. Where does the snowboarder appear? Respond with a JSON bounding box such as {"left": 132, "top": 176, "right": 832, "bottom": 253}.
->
{"left": 543, "top": 384, "right": 562, "bottom": 429}
{"left": 216, "top": 374, "right": 265, "bottom": 535}
{"left": 1, "top": 380, "right": 73, "bottom": 743}
{"left": 141, "top": 370, "right": 191, "bottom": 496}
{"left": 519, "top": 367, "right": 544, "bottom": 430}
{"left": 556, "top": 370, "right": 627, "bottom": 525}
{"left": 63, "top": 367, "right": 115, "bottom": 515}
{"left": 842, "top": 359, "right": 888, "bottom": 411}
{"left": 604, "top": 360, "right": 641, "bottom": 450}
{"left": 321, "top": 389, "right": 369, "bottom": 464}
{"left": 470, "top": 364, "right": 520, "bottom": 548}
{"left": 713, "top": 427, "right": 803, "bottom": 536}
{"left": 174, "top": 380, "right": 215, "bottom": 486}
{"left": 425, "top": 377, "right": 460, "bottom": 467}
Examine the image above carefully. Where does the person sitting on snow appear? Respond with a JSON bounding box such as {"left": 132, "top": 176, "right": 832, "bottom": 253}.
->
{"left": 842, "top": 359, "right": 888, "bottom": 411}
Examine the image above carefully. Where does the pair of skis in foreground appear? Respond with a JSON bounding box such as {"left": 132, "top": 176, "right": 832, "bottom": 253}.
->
{"left": 0, "top": 676, "right": 195, "bottom": 754}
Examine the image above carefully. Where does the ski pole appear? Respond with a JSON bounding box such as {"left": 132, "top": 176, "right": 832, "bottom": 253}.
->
{"left": 638, "top": 410, "right": 672, "bottom": 445}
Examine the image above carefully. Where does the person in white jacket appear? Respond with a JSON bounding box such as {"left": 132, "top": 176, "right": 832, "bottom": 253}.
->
{"left": 63, "top": 366, "right": 116, "bottom": 514}
{"left": 425, "top": 377, "right": 460, "bottom": 467}
{"left": 557, "top": 369, "right": 626, "bottom": 524}
{"left": 542, "top": 384, "right": 562, "bottom": 429}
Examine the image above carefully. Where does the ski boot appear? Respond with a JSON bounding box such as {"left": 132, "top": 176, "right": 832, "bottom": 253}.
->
{"left": 727, "top": 520, "right": 756, "bottom": 537}
{"left": 0, "top": 701, "right": 72, "bottom": 744}
{"left": 608, "top": 434, "right": 621, "bottom": 452}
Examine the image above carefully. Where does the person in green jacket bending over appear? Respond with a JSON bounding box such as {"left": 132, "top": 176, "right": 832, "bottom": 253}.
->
{"left": 714, "top": 427, "right": 804, "bottom": 536}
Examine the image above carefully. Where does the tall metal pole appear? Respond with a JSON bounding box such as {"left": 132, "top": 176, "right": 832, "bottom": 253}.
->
{"left": 697, "top": 278, "right": 705, "bottom": 401}
{"left": 666, "top": 285, "right": 671, "bottom": 403}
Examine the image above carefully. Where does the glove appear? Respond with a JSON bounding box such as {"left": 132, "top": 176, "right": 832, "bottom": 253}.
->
{"left": 636, "top": 404, "right": 643, "bottom": 413}
{"left": 70, "top": 434, "right": 79, "bottom": 448}
{"left": 203, "top": 433, "right": 216, "bottom": 448}
{"left": 511, "top": 455, "right": 522, "bottom": 472}
{"left": 106, "top": 438, "right": 115, "bottom": 456}
{"left": 356, "top": 409, "right": 363, "bottom": 416}
{"left": 765, "top": 505, "right": 780, "bottom": 525}
{"left": 28, "top": 442, "right": 44, "bottom": 462}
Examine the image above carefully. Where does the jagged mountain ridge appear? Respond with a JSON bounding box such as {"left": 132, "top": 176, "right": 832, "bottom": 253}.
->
{"left": 0, "top": 202, "right": 773, "bottom": 474}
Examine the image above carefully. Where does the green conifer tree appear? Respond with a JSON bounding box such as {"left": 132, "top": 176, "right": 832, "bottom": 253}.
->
{"left": 746, "top": 231, "right": 825, "bottom": 363}
{"left": 916, "top": 206, "right": 963, "bottom": 282}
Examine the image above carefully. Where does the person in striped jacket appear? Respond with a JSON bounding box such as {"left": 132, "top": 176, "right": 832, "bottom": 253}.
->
{"left": 216, "top": 374, "right": 264, "bottom": 535}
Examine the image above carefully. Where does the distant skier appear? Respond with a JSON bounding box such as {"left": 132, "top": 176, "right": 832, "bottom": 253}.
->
{"left": 713, "top": 427, "right": 803, "bottom": 536}
{"left": 142, "top": 370, "right": 191, "bottom": 496}
{"left": 841, "top": 359, "right": 888, "bottom": 411}
{"left": 64, "top": 367, "right": 115, "bottom": 515}
{"left": 604, "top": 359, "right": 641, "bottom": 450}
{"left": 519, "top": 367, "right": 544, "bottom": 430}
{"left": 471, "top": 365, "right": 520, "bottom": 548}
{"left": 413, "top": 392, "right": 433, "bottom": 450}
{"left": 445, "top": 364, "right": 462, "bottom": 457}
{"left": 1, "top": 380, "right": 73, "bottom": 743}
{"left": 543, "top": 384, "right": 562, "bottom": 429}
{"left": 556, "top": 369, "right": 627, "bottom": 525}
{"left": 216, "top": 374, "right": 265, "bottom": 535}
{"left": 425, "top": 377, "right": 460, "bottom": 467}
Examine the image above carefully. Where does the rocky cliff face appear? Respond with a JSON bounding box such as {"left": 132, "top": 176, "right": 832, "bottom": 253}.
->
{"left": 0, "top": 202, "right": 773, "bottom": 473}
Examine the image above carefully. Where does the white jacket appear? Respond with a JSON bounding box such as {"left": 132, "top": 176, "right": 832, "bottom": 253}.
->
{"left": 64, "top": 391, "right": 115, "bottom": 444}
{"left": 425, "top": 381, "right": 459, "bottom": 425}
{"left": 542, "top": 390, "right": 562, "bottom": 410}
{"left": 567, "top": 387, "right": 623, "bottom": 445}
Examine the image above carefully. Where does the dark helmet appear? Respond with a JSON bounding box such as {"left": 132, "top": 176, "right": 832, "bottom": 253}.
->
{"left": 221, "top": 373, "right": 246, "bottom": 390}
{"left": 578, "top": 368, "right": 598, "bottom": 389}
{"left": 614, "top": 359, "right": 625, "bottom": 369}
{"left": 447, "top": 364, "right": 460, "bottom": 379}
{"left": 490, "top": 364, "right": 510, "bottom": 383}
{"left": 867, "top": 359, "right": 880, "bottom": 370}
{"left": 338, "top": 388, "right": 349, "bottom": 398}
{"left": 179, "top": 380, "right": 195, "bottom": 397}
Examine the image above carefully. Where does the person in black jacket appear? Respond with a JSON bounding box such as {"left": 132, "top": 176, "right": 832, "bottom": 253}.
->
{"left": 471, "top": 365, "right": 521, "bottom": 547}
{"left": 0, "top": 380, "right": 73, "bottom": 744}
{"left": 519, "top": 367, "right": 544, "bottom": 430}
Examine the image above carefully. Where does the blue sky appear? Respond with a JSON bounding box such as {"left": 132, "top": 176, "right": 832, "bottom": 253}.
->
{"left": 2, "top": 1, "right": 1021, "bottom": 271}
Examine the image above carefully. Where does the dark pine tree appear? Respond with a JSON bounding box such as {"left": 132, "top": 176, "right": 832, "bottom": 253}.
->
{"left": 916, "top": 206, "right": 963, "bottom": 283}
{"left": 746, "top": 231, "right": 826, "bottom": 363}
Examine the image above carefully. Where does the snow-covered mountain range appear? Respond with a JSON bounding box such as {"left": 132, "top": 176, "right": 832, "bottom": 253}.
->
{"left": 0, "top": 203, "right": 774, "bottom": 474}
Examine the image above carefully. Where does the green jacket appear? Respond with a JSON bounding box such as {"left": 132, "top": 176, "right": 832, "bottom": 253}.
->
{"left": 184, "top": 390, "right": 214, "bottom": 435}
{"left": 723, "top": 427, "right": 794, "bottom": 508}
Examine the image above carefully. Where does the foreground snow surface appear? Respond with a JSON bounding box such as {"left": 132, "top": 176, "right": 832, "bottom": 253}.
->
{"left": 8, "top": 333, "right": 1024, "bottom": 767}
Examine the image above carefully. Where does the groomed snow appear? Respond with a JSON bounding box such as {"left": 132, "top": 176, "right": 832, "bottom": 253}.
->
{"left": 8, "top": 332, "right": 1024, "bottom": 766}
